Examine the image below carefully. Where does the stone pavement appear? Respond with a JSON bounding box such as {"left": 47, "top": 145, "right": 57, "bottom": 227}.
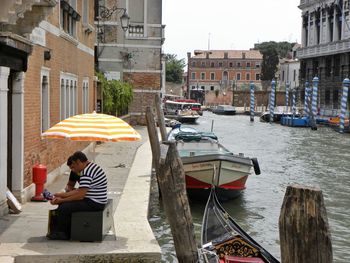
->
{"left": 0, "top": 126, "right": 162, "bottom": 263}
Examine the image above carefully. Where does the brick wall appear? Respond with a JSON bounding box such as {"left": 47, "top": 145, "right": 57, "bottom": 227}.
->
{"left": 204, "top": 91, "right": 288, "bottom": 108}
{"left": 125, "top": 72, "right": 161, "bottom": 124}
{"left": 23, "top": 27, "right": 94, "bottom": 187}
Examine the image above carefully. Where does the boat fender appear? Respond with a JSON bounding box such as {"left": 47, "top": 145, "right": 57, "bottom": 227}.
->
{"left": 251, "top": 158, "right": 261, "bottom": 175}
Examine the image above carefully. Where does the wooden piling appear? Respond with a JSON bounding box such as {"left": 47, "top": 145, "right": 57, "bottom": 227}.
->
{"left": 145, "top": 106, "right": 161, "bottom": 175}
{"left": 158, "top": 142, "right": 199, "bottom": 263}
{"left": 155, "top": 94, "right": 168, "bottom": 141}
{"left": 279, "top": 184, "right": 332, "bottom": 263}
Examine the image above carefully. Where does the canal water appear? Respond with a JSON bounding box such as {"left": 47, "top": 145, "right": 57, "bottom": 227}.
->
{"left": 149, "top": 112, "right": 350, "bottom": 263}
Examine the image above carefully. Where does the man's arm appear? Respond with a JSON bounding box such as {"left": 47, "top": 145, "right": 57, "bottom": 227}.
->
{"left": 65, "top": 180, "right": 77, "bottom": 192}
{"left": 51, "top": 188, "right": 88, "bottom": 205}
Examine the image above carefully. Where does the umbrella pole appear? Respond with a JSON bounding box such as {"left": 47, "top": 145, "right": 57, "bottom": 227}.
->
{"left": 92, "top": 141, "right": 96, "bottom": 162}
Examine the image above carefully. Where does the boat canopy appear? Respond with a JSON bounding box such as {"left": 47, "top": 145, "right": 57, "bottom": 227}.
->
{"left": 168, "top": 126, "right": 217, "bottom": 142}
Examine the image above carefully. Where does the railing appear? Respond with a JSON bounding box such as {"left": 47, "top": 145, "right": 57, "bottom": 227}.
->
{"left": 128, "top": 24, "right": 144, "bottom": 37}
{"left": 297, "top": 39, "right": 350, "bottom": 58}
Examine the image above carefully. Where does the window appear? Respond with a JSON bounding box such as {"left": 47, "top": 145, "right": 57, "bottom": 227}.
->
{"left": 82, "top": 0, "right": 89, "bottom": 25}
{"left": 41, "top": 70, "right": 50, "bottom": 133}
{"left": 60, "top": 73, "right": 78, "bottom": 120}
{"left": 325, "top": 89, "right": 330, "bottom": 105}
{"left": 201, "top": 86, "right": 205, "bottom": 90}
{"left": 246, "top": 73, "right": 250, "bottom": 80}
{"left": 325, "top": 58, "right": 332, "bottom": 77}
{"left": 218, "top": 62, "right": 223, "bottom": 67}
{"left": 82, "top": 78, "right": 89, "bottom": 113}
{"left": 210, "top": 62, "right": 215, "bottom": 67}
{"left": 333, "top": 89, "right": 339, "bottom": 107}
{"left": 236, "top": 73, "right": 241, "bottom": 80}
{"left": 256, "top": 74, "right": 260, "bottom": 80}
{"left": 293, "top": 70, "right": 296, "bottom": 81}
{"left": 256, "top": 63, "right": 260, "bottom": 68}
{"left": 201, "top": 62, "right": 205, "bottom": 67}
{"left": 247, "top": 62, "right": 251, "bottom": 67}
{"left": 60, "top": 0, "right": 80, "bottom": 37}
{"left": 192, "top": 61, "right": 196, "bottom": 67}
{"left": 282, "top": 71, "right": 285, "bottom": 81}
{"left": 210, "top": 73, "right": 215, "bottom": 80}
{"left": 191, "top": 86, "right": 196, "bottom": 89}
{"left": 237, "top": 62, "right": 241, "bottom": 67}
{"left": 191, "top": 72, "right": 196, "bottom": 79}
{"left": 210, "top": 86, "right": 214, "bottom": 91}
{"left": 201, "top": 72, "right": 205, "bottom": 80}
{"left": 229, "top": 62, "right": 233, "bottom": 67}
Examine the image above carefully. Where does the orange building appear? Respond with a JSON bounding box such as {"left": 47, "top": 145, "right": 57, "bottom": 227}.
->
{"left": 186, "top": 50, "right": 263, "bottom": 105}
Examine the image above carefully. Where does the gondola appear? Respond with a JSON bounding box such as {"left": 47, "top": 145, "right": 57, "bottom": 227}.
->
{"left": 200, "top": 186, "right": 280, "bottom": 263}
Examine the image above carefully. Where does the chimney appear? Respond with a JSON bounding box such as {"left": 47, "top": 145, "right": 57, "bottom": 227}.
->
{"left": 242, "top": 52, "right": 246, "bottom": 59}
{"left": 224, "top": 52, "right": 228, "bottom": 59}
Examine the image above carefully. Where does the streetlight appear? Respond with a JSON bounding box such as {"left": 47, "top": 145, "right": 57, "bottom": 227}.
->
{"left": 96, "top": 5, "right": 130, "bottom": 44}
{"left": 98, "top": 5, "right": 130, "bottom": 31}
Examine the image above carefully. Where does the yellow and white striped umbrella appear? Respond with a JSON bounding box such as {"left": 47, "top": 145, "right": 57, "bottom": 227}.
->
{"left": 41, "top": 112, "right": 141, "bottom": 142}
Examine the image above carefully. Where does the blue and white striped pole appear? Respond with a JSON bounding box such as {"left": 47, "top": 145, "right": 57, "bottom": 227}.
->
{"left": 270, "top": 79, "right": 276, "bottom": 123}
{"left": 311, "top": 77, "right": 319, "bottom": 130}
{"left": 339, "top": 78, "right": 350, "bottom": 133}
{"left": 292, "top": 89, "right": 296, "bottom": 116}
{"left": 304, "top": 81, "right": 310, "bottom": 117}
{"left": 285, "top": 82, "right": 290, "bottom": 113}
{"left": 250, "top": 82, "right": 255, "bottom": 122}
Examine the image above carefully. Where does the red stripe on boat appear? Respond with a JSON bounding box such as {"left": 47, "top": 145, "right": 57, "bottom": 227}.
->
{"left": 185, "top": 175, "right": 248, "bottom": 190}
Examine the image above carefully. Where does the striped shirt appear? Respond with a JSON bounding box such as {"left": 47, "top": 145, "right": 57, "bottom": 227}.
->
{"left": 79, "top": 162, "right": 108, "bottom": 204}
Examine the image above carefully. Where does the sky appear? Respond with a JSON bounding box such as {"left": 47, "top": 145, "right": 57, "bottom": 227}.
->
{"left": 162, "top": 0, "right": 302, "bottom": 60}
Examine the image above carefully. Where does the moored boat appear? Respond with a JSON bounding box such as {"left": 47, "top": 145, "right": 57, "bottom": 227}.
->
{"left": 280, "top": 116, "right": 310, "bottom": 127}
{"left": 212, "top": 105, "right": 236, "bottom": 115}
{"left": 168, "top": 126, "right": 260, "bottom": 201}
{"left": 260, "top": 106, "right": 300, "bottom": 123}
{"left": 163, "top": 100, "right": 200, "bottom": 123}
{"left": 199, "top": 186, "right": 280, "bottom": 263}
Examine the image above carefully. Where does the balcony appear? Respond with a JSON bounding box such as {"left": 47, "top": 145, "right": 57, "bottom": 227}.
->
{"left": 0, "top": 0, "right": 57, "bottom": 35}
{"left": 296, "top": 39, "right": 350, "bottom": 59}
{"left": 128, "top": 24, "right": 144, "bottom": 38}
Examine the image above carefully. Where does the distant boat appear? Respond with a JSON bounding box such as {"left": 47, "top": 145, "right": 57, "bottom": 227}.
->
{"left": 163, "top": 100, "right": 200, "bottom": 123}
{"left": 199, "top": 186, "right": 280, "bottom": 263}
{"left": 168, "top": 126, "right": 260, "bottom": 201}
{"left": 280, "top": 116, "right": 310, "bottom": 127}
{"left": 260, "top": 106, "right": 300, "bottom": 122}
{"left": 212, "top": 105, "right": 236, "bottom": 115}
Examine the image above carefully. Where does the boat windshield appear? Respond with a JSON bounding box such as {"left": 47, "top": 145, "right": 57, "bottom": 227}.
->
{"left": 167, "top": 126, "right": 198, "bottom": 141}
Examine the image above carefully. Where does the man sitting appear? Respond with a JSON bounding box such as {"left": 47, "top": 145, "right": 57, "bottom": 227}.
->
{"left": 47, "top": 151, "right": 108, "bottom": 240}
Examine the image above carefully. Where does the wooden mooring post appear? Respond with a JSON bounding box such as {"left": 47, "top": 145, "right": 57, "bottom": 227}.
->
{"left": 155, "top": 94, "right": 167, "bottom": 141}
{"left": 145, "top": 106, "right": 161, "bottom": 175}
{"left": 158, "top": 142, "right": 199, "bottom": 263}
{"left": 146, "top": 105, "right": 198, "bottom": 262}
{"left": 279, "top": 185, "right": 332, "bottom": 263}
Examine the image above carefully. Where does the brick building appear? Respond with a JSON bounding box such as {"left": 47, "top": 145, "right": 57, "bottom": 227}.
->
{"left": 95, "top": 0, "right": 164, "bottom": 124}
{"left": 186, "top": 50, "right": 263, "bottom": 106}
{"left": 0, "top": 0, "right": 96, "bottom": 215}
{"left": 297, "top": 0, "right": 350, "bottom": 110}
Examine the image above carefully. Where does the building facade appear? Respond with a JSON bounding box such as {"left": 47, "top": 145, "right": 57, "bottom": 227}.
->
{"left": 187, "top": 50, "right": 263, "bottom": 106}
{"left": 297, "top": 0, "right": 350, "bottom": 110}
{"left": 0, "top": 0, "right": 96, "bottom": 215}
{"left": 278, "top": 44, "right": 301, "bottom": 90}
{"left": 95, "top": 0, "right": 164, "bottom": 124}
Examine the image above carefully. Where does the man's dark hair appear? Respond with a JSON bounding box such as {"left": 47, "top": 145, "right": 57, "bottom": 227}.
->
{"left": 67, "top": 155, "right": 74, "bottom": 166}
{"left": 67, "top": 151, "right": 88, "bottom": 165}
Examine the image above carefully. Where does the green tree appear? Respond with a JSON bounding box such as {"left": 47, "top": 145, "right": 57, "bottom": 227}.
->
{"left": 260, "top": 45, "right": 279, "bottom": 81}
{"left": 255, "top": 41, "right": 295, "bottom": 81}
{"left": 165, "top": 54, "right": 185, "bottom": 83}
{"left": 96, "top": 72, "right": 133, "bottom": 116}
